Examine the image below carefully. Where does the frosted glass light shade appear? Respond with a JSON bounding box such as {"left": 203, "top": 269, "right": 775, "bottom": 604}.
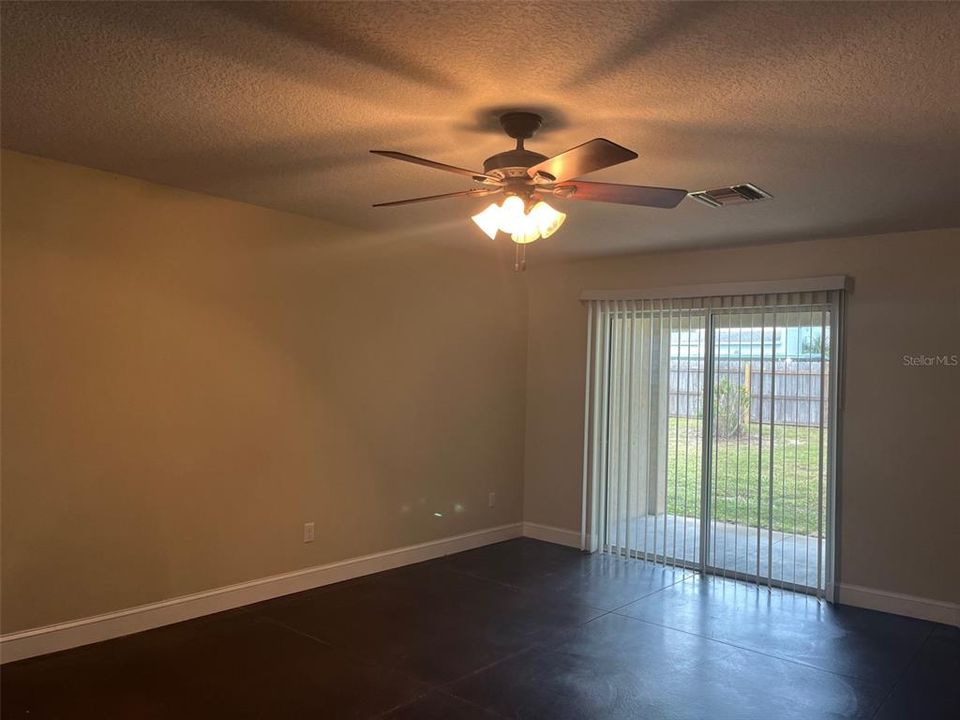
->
{"left": 471, "top": 197, "right": 567, "bottom": 245}
{"left": 471, "top": 202, "right": 501, "bottom": 239}
{"left": 510, "top": 217, "right": 541, "bottom": 244}
{"left": 497, "top": 196, "right": 527, "bottom": 234}
{"left": 529, "top": 201, "right": 566, "bottom": 238}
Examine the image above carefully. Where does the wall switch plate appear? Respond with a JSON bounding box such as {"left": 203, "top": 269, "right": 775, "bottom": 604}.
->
{"left": 303, "top": 522, "right": 315, "bottom": 543}
{"left": 488, "top": 492, "right": 496, "bottom": 508}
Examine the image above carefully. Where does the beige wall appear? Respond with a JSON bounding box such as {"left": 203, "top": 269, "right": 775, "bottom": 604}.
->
{"left": 1, "top": 151, "right": 527, "bottom": 633}
{"left": 524, "top": 229, "right": 960, "bottom": 605}
{"left": 3, "top": 149, "right": 957, "bottom": 635}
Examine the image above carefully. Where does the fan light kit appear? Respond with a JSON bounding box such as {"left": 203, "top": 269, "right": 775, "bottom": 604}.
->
{"left": 371, "top": 111, "right": 743, "bottom": 270}
{"left": 470, "top": 196, "right": 566, "bottom": 244}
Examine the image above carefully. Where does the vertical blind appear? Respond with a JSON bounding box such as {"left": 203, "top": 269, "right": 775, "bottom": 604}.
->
{"left": 580, "top": 279, "right": 845, "bottom": 598}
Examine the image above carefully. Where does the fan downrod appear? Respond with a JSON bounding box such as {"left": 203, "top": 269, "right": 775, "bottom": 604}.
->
{"left": 482, "top": 112, "right": 548, "bottom": 179}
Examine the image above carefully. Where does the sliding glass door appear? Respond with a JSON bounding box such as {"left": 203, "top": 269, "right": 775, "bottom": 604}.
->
{"left": 582, "top": 289, "right": 841, "bottom": 597}
{"left": 701, "top": 304, "right": 833, "bottom": 592}
{"left": 598, "top": 302, "right": 706, "bottom": 567}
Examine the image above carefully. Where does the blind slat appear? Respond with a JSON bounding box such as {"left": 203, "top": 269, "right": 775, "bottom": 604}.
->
{"left": 581, "top": 288, "right": 841, "bottom": 598}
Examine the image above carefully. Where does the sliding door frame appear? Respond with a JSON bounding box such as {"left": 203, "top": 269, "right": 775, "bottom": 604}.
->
{"left": 581, "top": 279, "right": 846, "bottom": 602}
{"left": 826, "top": 290, "right": 844, "bottom": 603}
{"left": 698, "top": 310, "right": 717, "bottom": 571}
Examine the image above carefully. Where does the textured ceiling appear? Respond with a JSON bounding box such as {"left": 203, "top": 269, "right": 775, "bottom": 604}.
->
{"left": 2, "top": 1, "right": 959, "bottom": 257}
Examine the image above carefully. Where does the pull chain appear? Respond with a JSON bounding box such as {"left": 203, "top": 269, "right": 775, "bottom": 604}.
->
{"left": 514, "top": 243, "right": 526, "bottom": 272}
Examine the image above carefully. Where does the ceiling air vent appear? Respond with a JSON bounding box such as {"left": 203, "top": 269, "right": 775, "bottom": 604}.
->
{"left": 689, "top": 183, "right": 772, "bottom": 208}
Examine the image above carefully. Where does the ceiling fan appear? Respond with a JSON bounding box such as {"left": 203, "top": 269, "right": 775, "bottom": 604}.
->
{"left": 371, "top": 111, "right": 688, "bottom": 269}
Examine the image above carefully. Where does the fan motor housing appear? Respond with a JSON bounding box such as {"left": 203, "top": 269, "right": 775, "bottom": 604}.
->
{"left": 482, "top": 149, "right": 548, "bottom": 177}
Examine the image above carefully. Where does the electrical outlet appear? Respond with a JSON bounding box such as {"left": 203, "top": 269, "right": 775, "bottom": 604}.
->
{"left": 488, "top": 492, "right": 496, "bottom": 508}
{"left": 303, "top": 522, "right": 315, "bottom": 543}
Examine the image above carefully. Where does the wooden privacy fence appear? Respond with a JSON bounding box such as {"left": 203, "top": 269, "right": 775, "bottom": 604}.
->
{"left": 668, "top": 359, "right": 829, "bottom": 426}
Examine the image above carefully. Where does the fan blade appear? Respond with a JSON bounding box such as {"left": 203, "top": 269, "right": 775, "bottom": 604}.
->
{"left": 373, "top": 187, "right": 501, "bottom": 208}
{"left": 526, "top": 138, "right": 638, "bottom": 183}
{"left": 541, "top": 181, "right": 687, "bottom": 208}
{"left": 370, "top": 150, "right": 498, "bottom": 183}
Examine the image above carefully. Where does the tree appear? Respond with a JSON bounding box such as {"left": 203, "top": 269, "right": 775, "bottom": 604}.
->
{"left": 802, "top": 330, "right": 830, "bottom": 357}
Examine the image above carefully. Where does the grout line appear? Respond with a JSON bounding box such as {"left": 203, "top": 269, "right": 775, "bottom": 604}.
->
{"left": 442, "top": 557, "right": 699, "bottom": 616}
{"left": 257, "top": 612, "right": 425, "bottom": 686}
{"left": 602, "top": 570, "right": 699, "bottom": 615}
{"left": 437, "top": 646, "right": 539, "bottom": 692}
{"left": 249, "top": 549, "right": 913, "bottom": 708}
{"left": 608, "top": 609, "right": 892, "bottom": 687}
{"left": 442, "top": 566, "right": 528, "bottom": 593}
{"left": 262, "top": 613, "right": 440, "bottom": 719}
{"left": 433, "top": 598, "right": 621, "bottom": 691}
{"left": 369, "top": 687, "right": 435, "bottom": 720}
{"left": 440, "top": 563, "right": 618, "bottom": 614}
{"left": 435, "top": 607, "right": 627, "bottom": 694}
{"left": 258, "top": 549, "right": 905, "bottom": 694}
{"left": 258, "top": 550, "right": 887, "bottom": 691}
{"left": 869, "top": 624, "right": 936, "bottom": 719}
{"left": 433, "top": 686, "right": 512, "bottom": 719}
{"left": 254, "top": 614, "right": 339, "bottom": 650}
{"left": 7, "top": 539, "right": 942, "bottom": 718}
{"left": 252, "top": 561, "right": 583, "bottom": 710}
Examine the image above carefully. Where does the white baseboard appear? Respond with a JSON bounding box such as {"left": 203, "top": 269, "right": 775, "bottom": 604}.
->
{"left": 838, "top": 583, "right": 959, "bottom": 626}
{"left": 0, "top": 522, "right": 522, "bottom": 665}
{"left": 522, "top": 522, "right": 582, "bottom": 549}
{"left": 6, "top": 524, "right": 952, "bottom": 665}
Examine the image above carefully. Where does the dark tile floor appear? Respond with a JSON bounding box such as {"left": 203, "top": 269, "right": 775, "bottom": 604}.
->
{"left": 2, "top": 538, "right": 957, "bottom": 719}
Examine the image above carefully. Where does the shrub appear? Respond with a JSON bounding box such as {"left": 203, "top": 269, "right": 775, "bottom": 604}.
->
{"left": 714, "top": 378, "right": 750, "bottom": 439}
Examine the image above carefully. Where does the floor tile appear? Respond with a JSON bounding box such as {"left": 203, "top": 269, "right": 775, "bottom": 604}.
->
{"left": 1, "top": 612, "right": 424, "bottom": 719}
{"left": 518, "top": 552, "right": 692, "bottom": 611}
{"left": 382, "top": 690, "right": 504, "bottom": 719}
{"left": 254, "top": 559, "right": 603, "bottom": 684}
{"left": 873, "top": 623, "right": 960, "bottom": 719}
{"left": 443, "top": 537, "right": 587, "bottom": 588}
{"left": 616, "top": 574, "right": 933, "bottom": 682}
{"left": 2, "top": 540, "right": 952, "bottom": 720}
{"left": 447, "top": 612, "right": 886, "bottom": 720}
{"left": 447, "top": 538, "right": 690, "bottom": 611}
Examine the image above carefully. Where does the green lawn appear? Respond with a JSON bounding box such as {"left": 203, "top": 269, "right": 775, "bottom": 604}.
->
{"left": 665, "top": 417, "right": 827, "bottom": 536}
